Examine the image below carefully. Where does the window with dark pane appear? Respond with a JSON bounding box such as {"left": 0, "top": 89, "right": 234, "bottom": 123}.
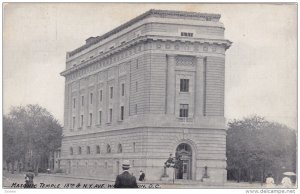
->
{"left": 180, "top": 79, "right": 189, "bottom": 92}
{"left": 100, "top": 90, "right": 103, "bottom": 102}
{"left": 109, "top": 109, "right": 113, "bottom": 123}
{"left": 179, "top": 104, "right": 189, "bottom": 117}
{"left": 121, "top": 83, "right": 125, "bottom": 96}
{"left": 110, "top": 87, "right": 113, "bottom": 99}
{"left": 96, "top": 145, "right": 100, "bottom": 154}
{"left": 120, "top": 106, "right": 124, "bottom": 121}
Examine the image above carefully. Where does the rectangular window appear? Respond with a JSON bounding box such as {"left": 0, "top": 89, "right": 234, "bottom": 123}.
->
{"left": 72, "top": 117, "right": 75, "bottom": 129}
{"left": 135, "top": 104, "right": 138, "bottom": 115}
{"left": 109, "top": 109, "right": 113, "bottom": 123}
{"left": 99, "top": 111, "right": 102, "bottom": 125}
{"left": 80, "top": 115, "right": 84, "bottom": 127}
{"left": 81, "top": 96, "right": 84, "bottom": 106}
{"left": 96, "top": 145, "right": 100, "bottom": 154}
{"left": 136, "top": 82, "right": 138, "bottom": 92}
{"left": 110, "top": 87, "right": 113, "bottom": 99}
{"left": 180, "top": 79, "right": 189, "bottom": 92}
{"left": 100, "top": 90, "right": 103, "bottom": 102}
{"left": 179, "top": 104, "right": 189, "bottom": 118}
{"left": 90, "top": 93, "right": 93, "bottom": 104}
{"left": 121, "top": 83, "right": 125, "bottom": 96}
{"left": 136, "top": 59, "right": 138, "bottom": 69}
{"left": 89, "top": 113, "right": 93, "bottom": 126}
{"left": 73, "top": 98, "right": 76, "bottom": 108}
{"left": 120, "top": 106, "right": 124, "bottom": 121}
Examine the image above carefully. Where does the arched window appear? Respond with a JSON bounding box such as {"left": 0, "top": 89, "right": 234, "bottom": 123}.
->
{"left": 70, "top": 147, "right": 73, "bottom": 155}
{"left": 176, "top": 143, "right": 192, "bottom": 153}
{"left": 78, "top": 146, "right": 82, "bottom": 155}
{"left": 106, "top": 144, "right": 111, "bottom": 153}
{"left": 87, "top": 146, "right": 90, "bottom": 154}
{"left": 117, "top": 143, "right": 122, "bottom": 153}
{"left": 96, "top": 145, "right": 100, "bottom": 154}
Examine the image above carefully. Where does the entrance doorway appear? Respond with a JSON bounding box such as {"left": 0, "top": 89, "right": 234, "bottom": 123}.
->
{"left": 175, "top": 143, "right": 192, "bottom": 180}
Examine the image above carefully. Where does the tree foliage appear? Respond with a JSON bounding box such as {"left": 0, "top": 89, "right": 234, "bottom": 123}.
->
{"left": 227, "top": 115, "right": 296, "bottom": 183}
{"left": 3, "top": 104, "right": 62, "bottom": 175}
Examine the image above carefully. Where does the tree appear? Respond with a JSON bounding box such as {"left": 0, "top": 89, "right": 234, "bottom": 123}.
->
{"left": 226, "top": 115, "right": 296, "bottom": 183}
{"left": 3, "top": 104, "right": 63, "bottom": 175}
{"left": 3, "top": 115, "right": 26, "bottom": 173}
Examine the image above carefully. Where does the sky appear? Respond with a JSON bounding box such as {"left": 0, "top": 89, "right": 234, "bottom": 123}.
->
{"left": 3, "top": 3, "right": 297, "bottom": 129}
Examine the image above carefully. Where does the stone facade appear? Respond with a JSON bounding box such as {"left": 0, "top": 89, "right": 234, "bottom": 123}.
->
{"left": 60, "top": 9, "right": 231, "bottom": 184}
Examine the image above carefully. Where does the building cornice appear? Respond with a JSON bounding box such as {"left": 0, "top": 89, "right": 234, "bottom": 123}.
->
{"left": 61, "top": 35, "right": 232, "bottom": 77}
{"left": 68, "top": 9, "right": 221, "bottom": 57}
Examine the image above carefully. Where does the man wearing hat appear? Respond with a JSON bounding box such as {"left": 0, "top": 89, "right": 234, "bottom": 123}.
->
{"left": 114, "top": 160, "right": 138, "bottom": 188}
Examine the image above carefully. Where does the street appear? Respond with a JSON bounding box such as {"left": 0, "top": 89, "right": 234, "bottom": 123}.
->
{"left": 3, "top": 171, "right": 291, "bottom": 189}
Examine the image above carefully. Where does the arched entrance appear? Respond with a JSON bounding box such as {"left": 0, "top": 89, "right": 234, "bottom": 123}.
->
{"left": 175, "top": 143, "right": 192, "bottom": 180}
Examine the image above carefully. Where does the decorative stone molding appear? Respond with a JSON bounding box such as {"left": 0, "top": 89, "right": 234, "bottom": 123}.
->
{"left": 107, "top": 67, "right": 115, "bottom": 80}
{"left": 118, "top": 62, "right": 127, "bottom": 75}
{"left": 67, "top": 9, "right": 221, "bottom": 58}
{"left": 63, "top": 37, "right": 231, "bottom": 83}
{"left": 176, "top": 55, "right": 196, "bottom": 67}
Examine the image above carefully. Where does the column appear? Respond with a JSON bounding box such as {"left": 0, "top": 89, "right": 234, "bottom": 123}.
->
{"left": 67, "top": 84, "right": 72, "bottom": 131}
{"left": 77, "top": 81, "right": 81, "bottom": 130}
{"left": 195, "top": 56, "right": 205, "bottom": 117}
{"left": 95, "top": 77, "right": 99, "bottom": 125}
{"left": 85, "top": 78, "right": 89, "bottom": 129}
{"left": 166, "top": 54, "right": 176, "bottom": 114}
{"left": 113, "top": 66, "right": 120, "bottom": 122}
{"left": 125, "top": 62, "right": 131, "bottom": 119}
{"left": 103, "top": 72, "right": 108, "bottom": 124}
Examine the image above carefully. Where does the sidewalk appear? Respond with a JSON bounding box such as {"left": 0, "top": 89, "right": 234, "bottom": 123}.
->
{"left": 2, "top": 171, "right": 296, "bottom": 189}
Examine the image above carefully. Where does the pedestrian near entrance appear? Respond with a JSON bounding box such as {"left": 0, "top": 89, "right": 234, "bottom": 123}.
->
{"left": 114, "top": 160, "right": 138, "bottom": 188}
{"left": 139, "top": 170, "right": 145, "bottom": 181}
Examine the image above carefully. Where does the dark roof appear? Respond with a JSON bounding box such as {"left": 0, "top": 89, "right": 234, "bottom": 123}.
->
{"left": 68, "top": 9, "right": 221, "bottom": 57}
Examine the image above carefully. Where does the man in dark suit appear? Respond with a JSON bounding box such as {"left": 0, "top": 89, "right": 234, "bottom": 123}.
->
{"left": 114, "top": 160, "right": 138, "bottom": 188}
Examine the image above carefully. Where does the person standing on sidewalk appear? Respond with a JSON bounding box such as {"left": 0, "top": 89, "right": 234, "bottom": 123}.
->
{"left": 265, "top": 173, "right": 275, "bottom": 188}
{"left": 139, "top": 170, "right": 145, "bottom": 181}
{"left": 114, "top": 160, "right": 138, "bottom": 188}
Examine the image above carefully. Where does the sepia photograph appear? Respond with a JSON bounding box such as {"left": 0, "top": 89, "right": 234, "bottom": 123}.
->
{"left": 2, "top": 2, "right": 297, "bottom": 192}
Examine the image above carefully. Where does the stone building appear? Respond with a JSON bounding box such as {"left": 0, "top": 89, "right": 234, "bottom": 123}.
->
{"left": 60, "top": 9, "right": 231, "bottom": 184}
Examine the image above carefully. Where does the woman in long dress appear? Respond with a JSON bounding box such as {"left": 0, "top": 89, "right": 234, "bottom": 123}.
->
{"left": 281, "top": 176, "right": 292, "bottom": 188}
{"left": 265, "top": 174, "right": 275, "bottom": 188}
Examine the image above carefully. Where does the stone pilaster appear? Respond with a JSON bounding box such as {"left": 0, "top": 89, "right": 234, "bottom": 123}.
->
{"left": 85, "top": 79, "right": 89, "bottom": 129}
{"left": 166, "top": 54, "right": 176, "bottom": 114}
{"left": 195, "top": 56, "right": 205, "bottom": 117}
{"left": 126, "top": 62, "right": 131, "bottom": 118}
{"left": 103, "top": 72, "right": 108, "bottom": 124}
{"left": 113, "top": 66, "right": 120, "bottom": 122}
